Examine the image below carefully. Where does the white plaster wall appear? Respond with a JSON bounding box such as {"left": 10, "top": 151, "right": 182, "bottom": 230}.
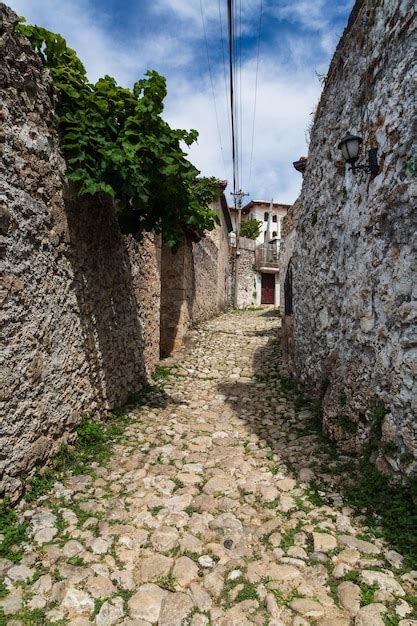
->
{"left": 247, "top": 206, "right": 288, "bottom": 245}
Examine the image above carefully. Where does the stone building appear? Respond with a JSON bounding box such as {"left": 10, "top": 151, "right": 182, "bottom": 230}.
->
{"left": 230, "top": 200, "right": 290, "bottom": 306}
{"left": 280, "top": 0, "right": 416, "bottom": 474}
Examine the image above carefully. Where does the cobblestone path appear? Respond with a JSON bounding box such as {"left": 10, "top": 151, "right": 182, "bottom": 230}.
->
{"left": 1, "top": 309, "right": 416, "bottom": 625}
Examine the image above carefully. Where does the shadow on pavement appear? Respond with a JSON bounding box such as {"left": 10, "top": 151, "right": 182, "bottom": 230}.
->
{"left": 216, "top": 320, "right": 336, "bottom": 491}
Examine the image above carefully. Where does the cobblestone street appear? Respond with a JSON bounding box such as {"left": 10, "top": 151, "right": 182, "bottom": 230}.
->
{"left": 1, "top": 309, "right": 415, "bottom": 625}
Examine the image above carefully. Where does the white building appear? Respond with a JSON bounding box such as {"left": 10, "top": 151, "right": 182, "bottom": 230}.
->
{"left": 241, "top": 200, "right": 289, "bottom": 247}
{"left": 230, "top": 200, "right": 291, "bottom": 306}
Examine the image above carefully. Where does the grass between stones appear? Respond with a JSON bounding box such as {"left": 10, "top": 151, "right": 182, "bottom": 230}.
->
{"left": 271, "top": 587, "right": 301, "bottom": 607}
{"left": 0, "top": 582, "right": 8, "bottom": 599}
{"left": 222, "top": 573, "right": 259, "bottom": 608}
{"left": 227, "top": 306, "right": 265, "bottom": 315}
{"left": 382, "top": 615, "right": 401, "bottom": 626}
{"left": 152, "top": 363, "right": 172, "bottom": 383}
{"left": 92, "top": 588, "right": 135, "bottom": 618}
{"left": 277, "top": 374, "right": 417, "bottom": 567}
{"left": 66, "top": 556, "right": 85, "bottom": 567}
{"left": 0, "top": 499, "right": 29, "bottom": 563}
{"left": 156, "top": 574, "right": 177, "bottom": 591}
{"left": 24, "top": 409, "right": 136, "bottom": 503}
{"left": 234, "top": 581, "right": 258, "bottom": 603}
{"left": 0, "top": 381, "right": 164, "bottom": 566}
{"left": 0, "top": 607, "right": 54, "bottom": 626}
{"left": 343, "top": 462, "right": 417, "bottom": 566}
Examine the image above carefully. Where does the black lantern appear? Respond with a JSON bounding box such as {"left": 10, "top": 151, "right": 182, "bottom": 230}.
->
{"left": 338, "top": 133, "right": 363, "bottom": 166}
{"left": 338, "top": 131, "right": 379, "bottom": 175}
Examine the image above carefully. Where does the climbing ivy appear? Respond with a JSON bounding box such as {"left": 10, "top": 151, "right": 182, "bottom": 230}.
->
{"left": 16, "top": 20, "right": 220, "bottom": 248}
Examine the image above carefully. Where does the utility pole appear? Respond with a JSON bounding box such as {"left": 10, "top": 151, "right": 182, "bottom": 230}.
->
{"left": 232, "top": 189, "right": 249, "bottom": 308}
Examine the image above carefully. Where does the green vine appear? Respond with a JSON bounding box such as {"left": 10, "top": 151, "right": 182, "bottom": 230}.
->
{"left": 16, "top": 19, "right": 220, "bottom": 248}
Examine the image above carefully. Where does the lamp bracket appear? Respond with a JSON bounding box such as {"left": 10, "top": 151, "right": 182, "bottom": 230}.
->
{"left": 350, "top": 148, "right": 379, "bottom": 176}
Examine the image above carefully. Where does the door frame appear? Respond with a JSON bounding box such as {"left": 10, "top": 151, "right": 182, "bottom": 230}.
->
{"left": 261, "top": 272, "right": 276, "bottom": 305}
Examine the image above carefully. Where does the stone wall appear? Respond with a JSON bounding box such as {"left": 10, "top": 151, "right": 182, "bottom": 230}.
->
{"left": 0, "top": 5, "right": 161, "bottom": 498}
{"left": 280, "top": 0, "right": 416, "bottom": 474}
{"left": 160, "top": 196, "right": 232, "bottom": 357}
{"left": 232, "top": 238, "right": 256, "bottom": 309}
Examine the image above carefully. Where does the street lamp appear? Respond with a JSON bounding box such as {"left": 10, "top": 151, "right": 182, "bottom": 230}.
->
{"left": 338, "top": 131, "right": 379, "bottom": 176}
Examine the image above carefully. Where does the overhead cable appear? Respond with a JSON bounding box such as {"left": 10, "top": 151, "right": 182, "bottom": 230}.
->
{"left": 248, "top": 0, "right": 263, "bottom": 191}
{"left": 218, "top": 0, "right": 232, "bottom": 150}
{"left": 227, "top": 0, "right": 238, "bottom": 197}
{"left": 200, "top": 0, "right": 227, "bottom": 176}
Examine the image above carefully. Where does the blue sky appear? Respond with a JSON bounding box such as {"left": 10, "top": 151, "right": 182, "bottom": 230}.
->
{"left": 8, "top": 0, "right": 354, "bottom": 204}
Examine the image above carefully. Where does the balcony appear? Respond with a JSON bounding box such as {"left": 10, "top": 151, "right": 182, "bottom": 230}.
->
{"left": 255, "top": 243, "right": 280, "bottom": 272}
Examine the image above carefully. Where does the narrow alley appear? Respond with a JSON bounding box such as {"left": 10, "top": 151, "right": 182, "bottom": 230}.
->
{"left": 2, "top": 309, "right": 415, "bottom": 625}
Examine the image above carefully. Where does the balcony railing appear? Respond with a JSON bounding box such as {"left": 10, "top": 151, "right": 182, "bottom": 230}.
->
{"left": 255, "top": 243, "right": 280, "bottom": 271}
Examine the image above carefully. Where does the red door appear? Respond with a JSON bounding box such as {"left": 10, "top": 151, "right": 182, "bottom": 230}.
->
{"left": 261, "top": 273, "right": 275, "bottom": 304}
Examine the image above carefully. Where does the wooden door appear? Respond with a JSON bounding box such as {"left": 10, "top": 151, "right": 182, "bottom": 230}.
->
{"left": 261, "top": 273, "right": 275, "bottom": 304}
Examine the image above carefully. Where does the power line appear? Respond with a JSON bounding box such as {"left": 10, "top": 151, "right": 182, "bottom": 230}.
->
{"left": 248, "top": 0, "right": 263, "bottom": 191}
{"left": 227, "top": 0, "right": 249, "bottom": 307}
{"left": 218, "top": 0, "right": 232, "bottom": 151}
{"left": 227, "top": 0, "right": 238, "bottom": 198}
{"left": 233, "top": 0, "right": 238, "bottom": 193}
{"left": 234, "top": 0, "right": 240, "bottom": 193}
{"left": 238, "top": 0, "right": 243, "bottom": 195}
{"left": 200, "top": 0, "right": 227, "bottom": 176}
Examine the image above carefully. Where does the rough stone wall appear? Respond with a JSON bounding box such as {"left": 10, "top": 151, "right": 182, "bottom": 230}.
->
{"left": 160, "top": 197, "right": 231, "bottom": 357}
{"left": 234, "top": 238, "right": 256, "bottom": 309}
{"left": 0, "top": 5, "right": 160, "bottom": 498}
{"left": 280, "top": 0, "right": 416, "bottom": 475}
{"left": 160, "top": 242, "right": 190, "bottom": 357}
{"left": 280, "top": 204, "right": 299, "bottom": 365}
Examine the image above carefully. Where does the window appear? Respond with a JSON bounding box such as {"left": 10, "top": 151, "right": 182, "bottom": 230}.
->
{"left": 272, "top": 231, "right": 277, "bottom": 238}
{"left": 264, "top": 212, "right": 269, "bottom": 221}
{"left": 272, "top": 214, "right": 277, "bottom": 223}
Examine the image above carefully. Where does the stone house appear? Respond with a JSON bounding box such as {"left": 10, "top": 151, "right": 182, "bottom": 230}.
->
{"left": 230, "top": 200, "right": 290, "bottom": 306}
{"left": 280, "top": 0, "right": 416, "bottom": 475}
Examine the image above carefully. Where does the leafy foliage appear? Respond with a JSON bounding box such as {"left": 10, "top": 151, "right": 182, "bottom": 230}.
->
{"left": 16, "top": 19, "right": 220, "bottom": 248}
{"left": 0, "top": 498, "right": 28, "bottom": 563}
{"left": 239, "top": 218, "right": 262, "bottom": 240}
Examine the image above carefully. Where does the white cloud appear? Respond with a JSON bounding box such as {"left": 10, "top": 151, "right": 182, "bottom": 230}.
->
{"left": 152, "top": 0, "right": 260, "bottom": 35}
{"left": 271, "top": 0, "right": 329, "bottom": 31}
{"left": 8, "top": 0, "right": 193, "bottom": 84}
{"left": 7, "top": 0, "right": 344, "bottom": 204}
{"left": 270, "top": 0, "right": 353, "bottom": 32}
{"left": 164, "top": 55, "right": 321, "bottom": 204}
{"left": 152, "top": 0, "right": 216, "bottom": 28}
